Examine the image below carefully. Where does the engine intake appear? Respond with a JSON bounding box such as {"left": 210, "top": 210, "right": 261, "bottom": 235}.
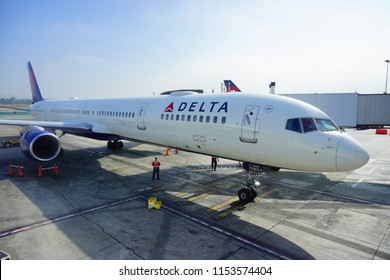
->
{"left": 20, "top": 127, "right": 61, "bottom": 161}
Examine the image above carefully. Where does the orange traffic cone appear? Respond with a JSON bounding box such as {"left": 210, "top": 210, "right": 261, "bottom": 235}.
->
{"left": 53, "top": 163, "right": 58, "bottom": 175}
{"left": 38, "top": 165, "right": 43, "bottom": 177}
{"left": 17, "top": 166, "right": 23, "bottom": 177}
{"left": 8, "top": 164, "right": 13, "bottom": 176}
{"left": 175, "top": 149, "right": 179, "bottom": 154}
{"left": 165, "top": 148, "right": 169, "bottom": 155}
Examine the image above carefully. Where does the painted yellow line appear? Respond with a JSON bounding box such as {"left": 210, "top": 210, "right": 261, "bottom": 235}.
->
{"left": 207, "top": 197, "right": 239, "bottom": 212}
{"left": 254, "top": 187, "right": 278, "bottom": 202}
{"left": 174, "top": 192, "right": 191, "bottom": 198}
{"left": 186, "top": 191, "right": 215, "bottom": 202}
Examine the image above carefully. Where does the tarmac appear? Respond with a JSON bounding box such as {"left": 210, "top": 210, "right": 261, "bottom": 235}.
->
{"left": 0, "top": 120, "right": 389, "bottom": 259}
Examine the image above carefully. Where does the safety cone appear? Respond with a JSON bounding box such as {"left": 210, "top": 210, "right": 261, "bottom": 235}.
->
{"left": 165, "top": 148, "right": 169, "bottom": 155}
{"left": 175, "top": 149, "right": 179, "bottom": 154}
{"left": 38, "top": 165, "right": 43, "bottom": 177}
{"left": 53, "top": 163, "right": 59, "bottom": 175}
{"left": 17, "top": 166, "right": 23, "bottom": 177}
{"left": 8, "top": 164, "right": 13, "bottom": 176}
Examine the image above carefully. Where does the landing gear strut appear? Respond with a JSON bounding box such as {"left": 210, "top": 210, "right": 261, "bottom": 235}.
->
{"left": 107, "top": 140, "right": 124, "bottom": 150}
{"left": 238, "top": 163, "right": 263, "bottom": 203}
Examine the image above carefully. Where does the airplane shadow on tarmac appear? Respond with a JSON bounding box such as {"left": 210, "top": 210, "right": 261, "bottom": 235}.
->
{"left": 1, "top": 141, "right": 387, "bottom": 260}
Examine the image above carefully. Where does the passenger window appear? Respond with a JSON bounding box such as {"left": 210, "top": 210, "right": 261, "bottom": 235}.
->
{"left": 165, "top": 114, "right": 169, "bottom": 120}
{"left": 181, "top": 115, "right": 185, "bottom": 121}
{"left": 206, "top": 116, "right": 210, "bottom": 123}
{"left": 187, "top": 115, "right": 191, "bottom": 122}
{"left": 302, "top": 118, "right": 317, "bottom": 133}
{"left": 176, "top": 114, "right": 180, "bottom": 121}
{"left": 170, "top": 114, "right": 174, "bottom": 121}
{"left": 221, "top": 116, "right": 226, "bottom": 124}
{"left": 213, "top": 116, "right": 218, "bottom": 123}
{"left": 161, "top": 114, "right": 164, "bottom": 120}
{"left": 193, "top": 115, "right": 197, "bottom": 122}
{"left": 286, "top": 118, "right": 302, "bottom": 133}
{"left": 199, "top": 116, "right": 203, "bottom": 122}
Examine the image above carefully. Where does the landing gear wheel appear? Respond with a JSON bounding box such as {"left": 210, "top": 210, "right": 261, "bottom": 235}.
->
{"left": 250, "top": 188, "right": 258, "bottom": 200}
{"left": 238, "top": 187, "right": 257, "bottom": 203}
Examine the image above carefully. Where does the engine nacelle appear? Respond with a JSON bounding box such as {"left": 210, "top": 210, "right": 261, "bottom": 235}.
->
{"left": 20, "top": 127, "right": 61, "bottom": 161}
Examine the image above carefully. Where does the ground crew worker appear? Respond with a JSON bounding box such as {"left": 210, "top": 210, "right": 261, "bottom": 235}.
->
{"left": 211, "top": 156, "right": 219, "bottom": 171}
{"left": 152, "top": 157, "right": 160, "bottom": 180}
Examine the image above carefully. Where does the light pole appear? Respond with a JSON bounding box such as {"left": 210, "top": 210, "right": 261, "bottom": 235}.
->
{"left": 385, "top": 59, "right": 390, "bottom": 94}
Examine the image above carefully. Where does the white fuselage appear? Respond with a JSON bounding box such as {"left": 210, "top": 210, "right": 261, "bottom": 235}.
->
{"left": 28, "top": 92, "right": 369, "bottom": 172}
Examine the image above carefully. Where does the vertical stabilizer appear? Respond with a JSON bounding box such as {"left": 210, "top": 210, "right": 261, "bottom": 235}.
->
{"left": 27, "top": 62, "right": 44, "bottom": 103}
{"left": 223, "top": 80, "right": 241, "bottom": 92}
{"left": 269, "top": 82, "right": 276, "bottom": 94}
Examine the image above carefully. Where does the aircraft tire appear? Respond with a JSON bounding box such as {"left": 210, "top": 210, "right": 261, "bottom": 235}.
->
{"left": 250, "top": 188, "right": 258, "bottom": 200}
{"left": 238, "top": 188, "right": 253, "bottom": 203}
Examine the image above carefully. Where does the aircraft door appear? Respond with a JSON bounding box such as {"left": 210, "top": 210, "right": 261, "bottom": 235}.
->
{"left": 240, "top": 105, "right": 260, "bottom": 143}
{"left": 137, "top": 102, "right": 149, "bottom": 130}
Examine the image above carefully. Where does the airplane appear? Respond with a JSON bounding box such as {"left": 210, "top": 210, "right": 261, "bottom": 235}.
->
{"left": 0, "top": 62, "right": 369, "bottom": 203}
{"left": 223, "top": 80, "right": 241, "bottom": 92}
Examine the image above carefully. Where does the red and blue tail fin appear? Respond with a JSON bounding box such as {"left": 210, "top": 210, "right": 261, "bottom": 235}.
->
{"left": 27, "top": 62, "right": 44, "bottom": 103}
{"left": 223, "top": 80, "right": 241, "bottom": 92}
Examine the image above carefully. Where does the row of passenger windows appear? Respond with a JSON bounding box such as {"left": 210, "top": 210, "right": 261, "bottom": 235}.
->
{"left": 49, "top": 108, "right": 137, "bottom": 118}
{"left": 286, "top": 118, "right": 339, "bottom": 133}
{"left": 161, "top": 113, "right": 227, "bottom": 124}
{"left": 97, "top": 111, "right": 136, "bottom": 118}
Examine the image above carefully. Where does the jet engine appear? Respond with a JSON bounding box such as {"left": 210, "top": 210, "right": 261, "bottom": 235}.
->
{"left": 19, "top": 126, "right": 61, "bottom": 161}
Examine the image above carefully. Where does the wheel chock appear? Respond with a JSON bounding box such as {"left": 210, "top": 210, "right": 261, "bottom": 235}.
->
{"left": 148, "top": 197, "right": 162, "bottom": 209}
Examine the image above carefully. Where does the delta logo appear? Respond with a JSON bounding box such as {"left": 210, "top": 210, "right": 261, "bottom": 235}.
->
{"left": 163, "top": 101, "right": 228, "bottom": 113}
{"left": 164, "top": 102, "right": 174, "bottom": 112}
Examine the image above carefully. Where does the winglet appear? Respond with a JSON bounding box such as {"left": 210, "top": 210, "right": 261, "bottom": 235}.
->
{"left": 223, "top": 80, "right": 241, "bottom": 92}
{"left": 27, "top": 62, "right": 44, "bottom": 103}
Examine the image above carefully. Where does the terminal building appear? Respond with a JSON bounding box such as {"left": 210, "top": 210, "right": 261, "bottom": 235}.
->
{"left": 267, "top": 83, "right": 390, "bottom": 129}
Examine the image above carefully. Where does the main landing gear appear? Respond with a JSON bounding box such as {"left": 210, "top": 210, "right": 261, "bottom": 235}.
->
{"left": 107, "top": 140, "right": 124, "bottom": 150}
{"left": 238, "top": 162, "right": 264, "bottom": 203}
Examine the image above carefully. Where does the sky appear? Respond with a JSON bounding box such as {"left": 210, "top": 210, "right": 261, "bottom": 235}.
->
{"left": 0, "top": 0, "right": 389, "bottom": 99}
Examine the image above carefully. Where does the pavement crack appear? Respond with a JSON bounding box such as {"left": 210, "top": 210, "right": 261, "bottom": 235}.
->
{"left": 81, "top": 215, "right": 145, "bottom": 260}
{"left": 373, "top": 220, "right": 390, "bottom": 260}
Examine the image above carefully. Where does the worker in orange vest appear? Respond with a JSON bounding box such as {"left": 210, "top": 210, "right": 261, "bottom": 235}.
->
{"left": 152, "top": 157, "right": 160, "bottom": 180}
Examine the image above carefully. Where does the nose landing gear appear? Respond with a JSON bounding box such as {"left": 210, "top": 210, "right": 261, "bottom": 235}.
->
{"left": 238, "top": 163, "right": 263, "bottom": 203}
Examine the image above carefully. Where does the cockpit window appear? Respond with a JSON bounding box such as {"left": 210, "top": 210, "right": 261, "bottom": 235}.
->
{"left": 285, "top": 118, "right": 302, "bottom": 133}
{"left": 302, "top": 118, "right": 317, "bottom": 133}
{"left": 286, "top": 118, "right": 339, "bottom": 133}
{"left": 315, "top": 118, "right": 339, "bottom": 131}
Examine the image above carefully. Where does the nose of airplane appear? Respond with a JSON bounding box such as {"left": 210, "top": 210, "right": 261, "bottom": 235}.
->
{"left": 336, "top": 135, "right": 369, "bottom": 171}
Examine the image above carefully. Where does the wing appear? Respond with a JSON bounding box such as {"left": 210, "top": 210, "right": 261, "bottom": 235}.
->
{"left": 0, "top": 120, "right": 93, "bottom": 134}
